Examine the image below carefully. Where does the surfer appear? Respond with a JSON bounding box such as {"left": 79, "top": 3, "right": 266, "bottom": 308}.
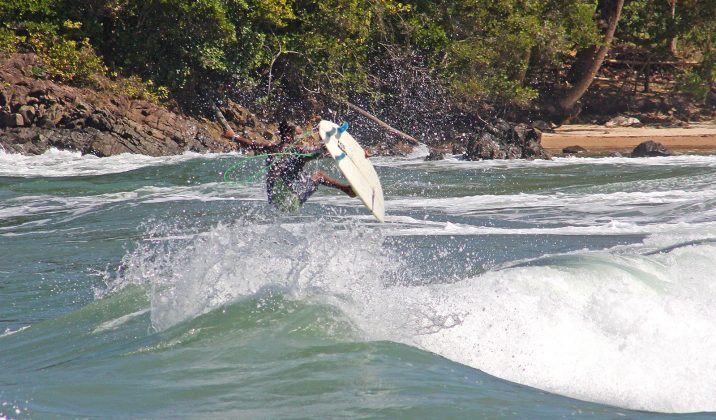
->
{"left": 223, "top": 120, "right": 355, "bottom": 211}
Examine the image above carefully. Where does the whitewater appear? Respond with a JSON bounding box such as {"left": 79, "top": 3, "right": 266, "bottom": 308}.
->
{"left": 1, "top": 149, "right": 715, "bottom": 418}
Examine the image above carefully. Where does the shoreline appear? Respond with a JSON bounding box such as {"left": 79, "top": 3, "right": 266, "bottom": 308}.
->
{"left": 541, "top": 123, "right": 716, "bottom": 156}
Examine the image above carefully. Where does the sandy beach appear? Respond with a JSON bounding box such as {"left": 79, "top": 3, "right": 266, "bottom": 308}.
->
{"left": 541, "top": 122, "right": 716, "bottom": 155}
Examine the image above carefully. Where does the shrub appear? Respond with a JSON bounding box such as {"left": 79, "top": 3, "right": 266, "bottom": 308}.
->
{"left": 112, "top": 75, "right": 169, "bottom": 104}
{"left": 674, "top": 70, "right": 711, "bottom": 101}
{"left": 0, "top": 28, "right": 23, "bottom": 54}
{"left": 26, "top": 25, "right": 106, "bottom": 85}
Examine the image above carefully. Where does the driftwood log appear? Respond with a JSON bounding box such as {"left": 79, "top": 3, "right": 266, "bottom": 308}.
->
{"left": 345, "top": 101, "right": 420, "bottom": 146}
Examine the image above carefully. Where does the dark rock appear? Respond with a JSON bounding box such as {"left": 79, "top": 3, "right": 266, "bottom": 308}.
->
{"left": 608, "top": 152, "right": 623, "bottom": 157}
{"left": 563, "top": 145, "right": 587, "bottom": 154}
{"left": 493, "top": 118, "right": 512, "bottom": 135}
{"left": 2, "top": 112, "right": 24, "bottom": 127}
{"left": 451, "top": 142, "right": 466, "bottom": 155}
{"left": 36, "top": 117, "right": 56, "bottom": 129}
{"left": 424, "top": 149, "right": 445, "bottom": 161}
{"left": 464, "top": 132, "right": 504, "bottom": 160}
{"left": 631, "top": 140, "right": 671, "bottom": 157}
{"left": 505, "top": 145, "right": 522, "bottom": 159}
{"left": 44, "top": 104, "right": 64, "bottom": 125}
{"left": 85, "top": 111, "right": 112, "bottom": 132}
{"left": 18, "top": 105, "right": 36, "bottom": 124}
{"left": 461, "top": 119, "right": 549, "bottom": 161}
{"left": 532, "top": 120, "right": 555, "bottom": 132}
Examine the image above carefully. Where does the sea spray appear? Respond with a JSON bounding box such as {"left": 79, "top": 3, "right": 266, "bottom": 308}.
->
{"left": 108, "top": 212, "right": 716, "bottom": 413}
{"left": 113, "top": 218, "right": 403, "bottom": 332}
{"left": 395, "top": 245, "right": 716, "bottom": 413}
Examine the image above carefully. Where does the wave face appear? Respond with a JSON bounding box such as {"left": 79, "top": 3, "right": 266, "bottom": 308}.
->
{"left": 110, "top": 220, "right": 716, "bottom": 414}
{"left": 2, "top": 150, "right": 716, "bottom": 417}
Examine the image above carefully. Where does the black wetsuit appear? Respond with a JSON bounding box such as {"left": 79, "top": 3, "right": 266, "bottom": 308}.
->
{"left": 265, "top": 149, "right": 322, "bottom": 211}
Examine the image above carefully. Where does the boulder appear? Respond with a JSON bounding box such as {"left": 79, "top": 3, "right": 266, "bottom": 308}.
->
{"left": 1, "top": 112, "right": 24, "bottom": 127}
{"left": 605, "top": 116, "right": 642, "bottom": 128}
{"left": 631, "top": 140, "right": 671, "bottom": 157}
{"left": 461, "top": 119, "right": 549, "bottom": 161}
{"left": 424, "top": 149, "right": 445, "bottom": 161}
{"left": 464, "top": 132, "right": 505, "bottom": 160}
{"left": 18, "top": 105, "right": 36, "bottom": 124}
{"left": 562, "top": 145, "right": 587, "bottom": 154}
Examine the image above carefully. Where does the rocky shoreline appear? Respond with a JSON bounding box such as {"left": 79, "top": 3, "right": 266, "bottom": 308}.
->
{"left": 0, "top": 54, "right": 242, "bottom": 156}
{"left": 0, "top": 53, "right": 555, "bottom": 161}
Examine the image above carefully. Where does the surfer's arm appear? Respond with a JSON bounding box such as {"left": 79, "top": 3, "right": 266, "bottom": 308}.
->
{"left": 223, "top": 128, "right": 276, "bottom": 150}
{"left": 294, "top": 145, "right": 328, "bottom": 159}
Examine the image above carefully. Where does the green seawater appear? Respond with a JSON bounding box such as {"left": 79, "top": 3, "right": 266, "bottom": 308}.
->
{"left": 2, "top": 150, "right": 716, "bottom": 418}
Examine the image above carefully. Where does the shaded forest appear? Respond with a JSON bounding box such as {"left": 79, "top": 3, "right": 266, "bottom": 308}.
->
{"left": 1, "top": 0, "right": 714, "bottom": 141}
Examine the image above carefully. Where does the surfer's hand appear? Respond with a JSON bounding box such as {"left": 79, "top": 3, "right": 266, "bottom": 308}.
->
{"left": 223, "top": 128, "right": 236, "bottom": 140}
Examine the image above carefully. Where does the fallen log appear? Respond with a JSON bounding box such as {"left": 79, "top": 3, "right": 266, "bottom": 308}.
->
{"left": 345, "top": 101, "right": 420, "bottom": 145}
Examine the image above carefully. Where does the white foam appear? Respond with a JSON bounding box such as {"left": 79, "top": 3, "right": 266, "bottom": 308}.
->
{"left": 0, "top": 326, "right": 30, "bottom": 338}
{"left": 383, "top": 245, "right": 716, "bottom": 413}
{"left": 374, "top": 154, "right": 716, "bottom": 169}
{"left": 0, "top": 148, "right": 225, "bottom": 177}
{"left": 92, "top": 309, "right": 150, "bottom": 333}
{"left": 113, "top": 218, "right": 716, "bottom": 413}
{"left": 0, "top": 183, "right": 264, "bottom": 229}
{"left": 115, "top": 221, "right": 396, "bottom": 331}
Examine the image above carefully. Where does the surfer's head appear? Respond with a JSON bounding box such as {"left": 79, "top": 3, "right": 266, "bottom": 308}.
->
{"left": 278, "top": 120, "right": 302, "bottom": 145}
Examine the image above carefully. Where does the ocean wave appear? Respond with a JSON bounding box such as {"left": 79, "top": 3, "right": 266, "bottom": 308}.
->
{"left": 0, "top": 148, "right": 229, "bottom": 178}
{"left": 107, "top": 218, "right": 716, "bottom": 413}
{"left": 375, "top": 153, "right": 716, "bottom": 169}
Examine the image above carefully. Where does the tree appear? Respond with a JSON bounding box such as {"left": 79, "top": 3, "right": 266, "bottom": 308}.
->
{"left": 558, "top": 0, "right": 625, "bottom": 113}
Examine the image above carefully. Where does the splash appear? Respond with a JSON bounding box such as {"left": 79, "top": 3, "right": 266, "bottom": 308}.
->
{"left": 0, "top": 148, "right": 211, "bottom": 177}
{"left": 110, "top": 216, "right": 716, "bottom": 413}
{"left": 113, "top": 219, "right": 402, "bottom": 331}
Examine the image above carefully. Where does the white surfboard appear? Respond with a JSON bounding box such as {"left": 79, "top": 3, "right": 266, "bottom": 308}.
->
{"left": 318, "top": 120, "right": 385, "bottom": 222}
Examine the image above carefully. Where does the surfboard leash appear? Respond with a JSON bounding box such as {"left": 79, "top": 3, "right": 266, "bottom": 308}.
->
{"left": 223, "top": 124, "right": 323, "bottom": 184}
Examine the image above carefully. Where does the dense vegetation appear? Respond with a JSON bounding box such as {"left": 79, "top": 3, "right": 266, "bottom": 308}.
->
{"left": 1, "top": 0, "right": 714, "bottom": 130}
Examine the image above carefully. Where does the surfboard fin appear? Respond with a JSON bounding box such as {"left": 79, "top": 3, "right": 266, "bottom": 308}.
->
{"left": 338, "top": 121, "right": 349, "bottom": 134}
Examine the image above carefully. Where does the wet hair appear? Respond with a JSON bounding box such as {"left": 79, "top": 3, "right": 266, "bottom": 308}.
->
{"left": 278, "top": 120, "right": 294, "bottom": 138}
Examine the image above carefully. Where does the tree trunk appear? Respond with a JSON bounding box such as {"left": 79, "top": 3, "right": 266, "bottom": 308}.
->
{"left": 668, "top": 0, "right": 678, "bottom": 57}
{"left": 567, "top": 46, "right": 598, "bottom": 85}
{"left": 514, "top": 47, "right": 532, "bottom": 85}
{"left": 558, "top": 0, "right": 625, "bottom": 112}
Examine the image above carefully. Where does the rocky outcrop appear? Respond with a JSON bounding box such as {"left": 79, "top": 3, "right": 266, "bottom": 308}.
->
{"left": 0, "top": 53, "right": 254, "bottom": 156}
{"left": 563, "top": 145, "right": 587, "bottom": 154}
{"left": 463, "top": 119, "right": 549, "bottom": 161}
{"left": 631, "top": 140, "right": 671, "bottom": 157}
{"left": 424, "top": 149, "right": 445, "bottom": 161}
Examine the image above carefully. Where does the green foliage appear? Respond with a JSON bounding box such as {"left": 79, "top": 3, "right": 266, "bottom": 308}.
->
{"left": 451, "top": 74, "right": 538, "bottom": 106}
{"left": 40, "top": 37, "right": 106, "bottom": 84}
{"left": 674, "top": 70, "right": 711, "bottom": 101}
{"left": 112, "top": 76, "right": 169, "bottom": 104}
{"left": 0, "top": 28, "right": 23, "bottom": 54}
{"left": 617, "top": 0, "right": 674, "bottom": 49}
{"left": 23, "top": 23, "right": 106, "bottom": 85}
{"left": 378, "top": 0, "right": 600, "bottom": 105}
{"left": 0, "top": 0, "right": 57, "bottom": 22}
{"left": 1, "top": 0, "right": 713, "bottom": 114}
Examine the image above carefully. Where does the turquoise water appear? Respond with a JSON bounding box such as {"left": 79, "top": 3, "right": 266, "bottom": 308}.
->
{"left": 2, "top": 149, "right": 716, "bottom": 418}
